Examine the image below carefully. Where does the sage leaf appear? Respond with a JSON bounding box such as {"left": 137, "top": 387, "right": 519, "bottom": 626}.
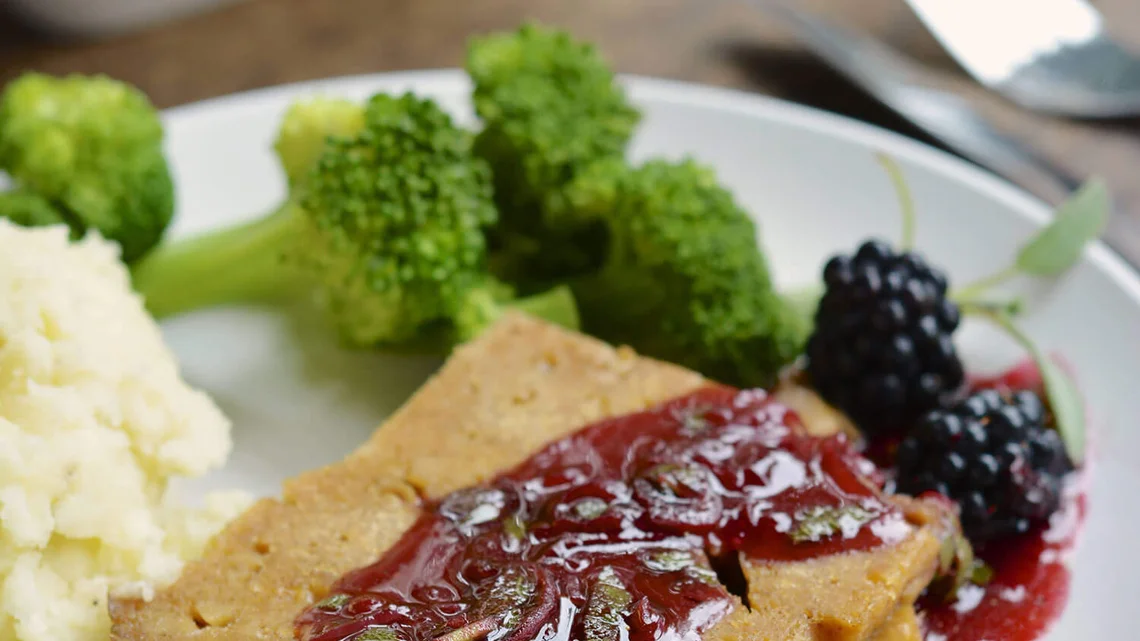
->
{"left": 584, "top": 567, "right": 632, "bottom": 641}
{"left": 503, "top": 513, "right": 527, "bottom": 540}
{"left": 644, "top": 550, "right": 694, "bottom": 573}
{"left": 1036, "top": 355, "right": 1086, "bottom": 465}
{"left": 1015, "top": 178, "right": 1109, "bottom": 278}
{"left": 356, "top": 627, "right": 400, "bottom": 641}
{"left": 932, "top": 530, "right": 987, "bottom": 603}
{"left": 315, "top": 593, "right": 351, "bottom": 610}
{"left": 981, "top": 312, "right": 1086, "bottom": 465}
{"left": 789, "top": 504, "right": 876, "bottom": 544}
{"left": 572, "top": 498, "right": 608, "bottom": 521}
{"left": 431, "top": 617, "right": 499, "bottom": 641}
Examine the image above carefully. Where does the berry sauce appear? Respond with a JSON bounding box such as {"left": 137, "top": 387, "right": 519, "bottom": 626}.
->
{"left": 921, "top": 477, "right": 1085, "bottom": 641}
{"left": 919, "top": 359, "right": 1088, "bottom": 641}
{"left": 294, "top": 387, "right": 912, "bottom": 641}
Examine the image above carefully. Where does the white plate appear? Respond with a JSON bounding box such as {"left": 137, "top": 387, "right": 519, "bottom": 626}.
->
{"left": 159, "top": 70, "right": 1140, "bottom": 640}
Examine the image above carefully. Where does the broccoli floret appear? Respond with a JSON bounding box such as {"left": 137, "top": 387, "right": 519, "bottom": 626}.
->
{"left": 129, "top": 97, "right": 368, "bottom": 318}
{"left": 132, "top": 92, "right": 578, "bottom": 351}
{"left": 467, "top": 23, "right": 641, "bottom": 286}
{"left": 274, "top": 97, "right": 366, "bottom": 187}
{"left": 294, "top": 92, "right": 505, "bottom": 346}
{"left": 0, "top": 73, "right": 174, "bottom": 262}
{"left": 564, "top": 158, "right": 808, "bottom": 387}
{"left": 0, "top": 189, "right": 69, "bottom": 228}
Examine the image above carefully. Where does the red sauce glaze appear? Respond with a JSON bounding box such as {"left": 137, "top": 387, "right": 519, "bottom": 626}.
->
{"left": 921, "top": 476, "right": 1086, "bottom": 641}
{"left": 295, "top": 387, "right": 913, "bottom": 641}
{"left": 919, "top": 359, "right": 1088, "bottom": 641}
{"left": 969, "top": 358, "right": 1048, "bottom": 396}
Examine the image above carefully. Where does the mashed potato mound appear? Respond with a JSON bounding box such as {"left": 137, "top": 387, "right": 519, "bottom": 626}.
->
{"left": 0, "top": 221, "right": 249, "bottom": 641}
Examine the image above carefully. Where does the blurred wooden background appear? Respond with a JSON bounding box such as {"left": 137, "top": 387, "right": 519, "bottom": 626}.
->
{"left": 3, "top": 0, "right": 1140, "bottom": 263}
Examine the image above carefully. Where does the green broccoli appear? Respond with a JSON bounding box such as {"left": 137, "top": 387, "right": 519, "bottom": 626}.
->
{"left": 0, "top": 73, "right": 174, "bottom": 262}
{"left": 131, "top": 92, "right": 578, "bottom": 352}
{"left": 467, "top": 23, "right": 641, "bottom": 286}
{"left": 129, "top": 97, "right": 366, "bottom": 319}
{"left": 274, "top": 97, "right": 366, "bottom": 187}
{"left": 562, "top": 158, "right": 808, "bottom": 387}
{"left": 0, "top": 189, "right": 69, "bottom": 228}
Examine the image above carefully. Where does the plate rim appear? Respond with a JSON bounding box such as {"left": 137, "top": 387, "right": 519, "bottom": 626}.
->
{"left": 161, "top": 67, "right": 1140, "bottom": 309}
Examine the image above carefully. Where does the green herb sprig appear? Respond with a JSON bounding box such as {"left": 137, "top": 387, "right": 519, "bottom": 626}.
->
{"left": 583, "top": 567, "right": 633, "bottom": 641}
{"left": 355, "top": 627, "right": 401, "bottom": 641}
{"left": 950, "top": 176, "right": 1106, "bottom": 465}
{"left": 933, "top": 529, "right": 993, "bottom": 602}
{"left": 789, "top": 156, "right": 1107, "bottom": 465}
{"left": 788, "top": 504, "right": 877, "bottom": 544}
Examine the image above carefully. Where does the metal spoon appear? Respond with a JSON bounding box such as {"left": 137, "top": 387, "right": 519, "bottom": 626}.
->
{"left": 904, "top": 0, "right": 1140, "bottom": 118}
{"left": 754, "top": 1, "right": 1082, "bottom": 205}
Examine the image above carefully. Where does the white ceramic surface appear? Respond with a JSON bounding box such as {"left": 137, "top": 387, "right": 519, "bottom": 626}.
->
{"left": 159, "top": 70, "right": 1140, "bottom": 640}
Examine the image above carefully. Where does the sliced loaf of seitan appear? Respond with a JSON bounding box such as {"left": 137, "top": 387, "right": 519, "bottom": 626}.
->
{"left": 110, "top": 313, "right": 942, "bottom": 641}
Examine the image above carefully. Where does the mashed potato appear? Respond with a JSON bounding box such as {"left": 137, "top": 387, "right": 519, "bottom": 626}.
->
{"left": 0, "top": 220, "right": 249, "bottom": 641}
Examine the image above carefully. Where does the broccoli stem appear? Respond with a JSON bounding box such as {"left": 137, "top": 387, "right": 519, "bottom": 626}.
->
{"left": 448, "top": 283, "right": 581, "bottom": 350}
{"left": 507, "top": 285, "right": 580, "bottom": 332}
{"left": 130, "top": 203, "right": 306, "bottom": 319}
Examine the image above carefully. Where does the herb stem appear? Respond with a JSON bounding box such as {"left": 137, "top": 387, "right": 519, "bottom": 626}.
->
{"left": 958, "top": 298, "right": 1025, "bottom": 318}
{"left": 969, "top": 307, "right": 1086, "bottom": 464}
{"left": 433, "top": 616, "right": 500, "bottom": 641}
{"left": 951, "top": 266, "right": 1022, "bottom": 302}
{"left": 971, "top": 308, "right": 1032, "bottom": 356}
{"left": 876, "top": 153, "right": 917, "bottom": 251}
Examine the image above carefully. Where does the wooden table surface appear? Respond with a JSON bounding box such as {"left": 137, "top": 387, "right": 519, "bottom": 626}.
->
{"left": 3, "top": 0, "right": 1140, "bottom": 264}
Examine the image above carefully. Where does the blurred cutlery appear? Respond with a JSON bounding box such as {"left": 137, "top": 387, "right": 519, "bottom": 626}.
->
{"left": 904, "top": 0, "right": 1140, "bottom": 118}
{"left": 754, "top": 1, "right": 1082, "bottom": 206}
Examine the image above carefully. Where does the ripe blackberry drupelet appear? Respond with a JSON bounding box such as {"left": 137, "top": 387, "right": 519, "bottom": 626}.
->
{"left": 895, "top": 389, "right": 1073, "bottom": 541}
{"left": 806, "top": 239, "right": 964, "bottom": 433}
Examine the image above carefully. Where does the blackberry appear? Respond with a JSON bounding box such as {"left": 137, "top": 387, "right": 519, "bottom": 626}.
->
{"left": 806, "top": 239, "right": 964, "bottom": 432}
{"left": 895, "top": 389, "right": 1073, "bottom": 541}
